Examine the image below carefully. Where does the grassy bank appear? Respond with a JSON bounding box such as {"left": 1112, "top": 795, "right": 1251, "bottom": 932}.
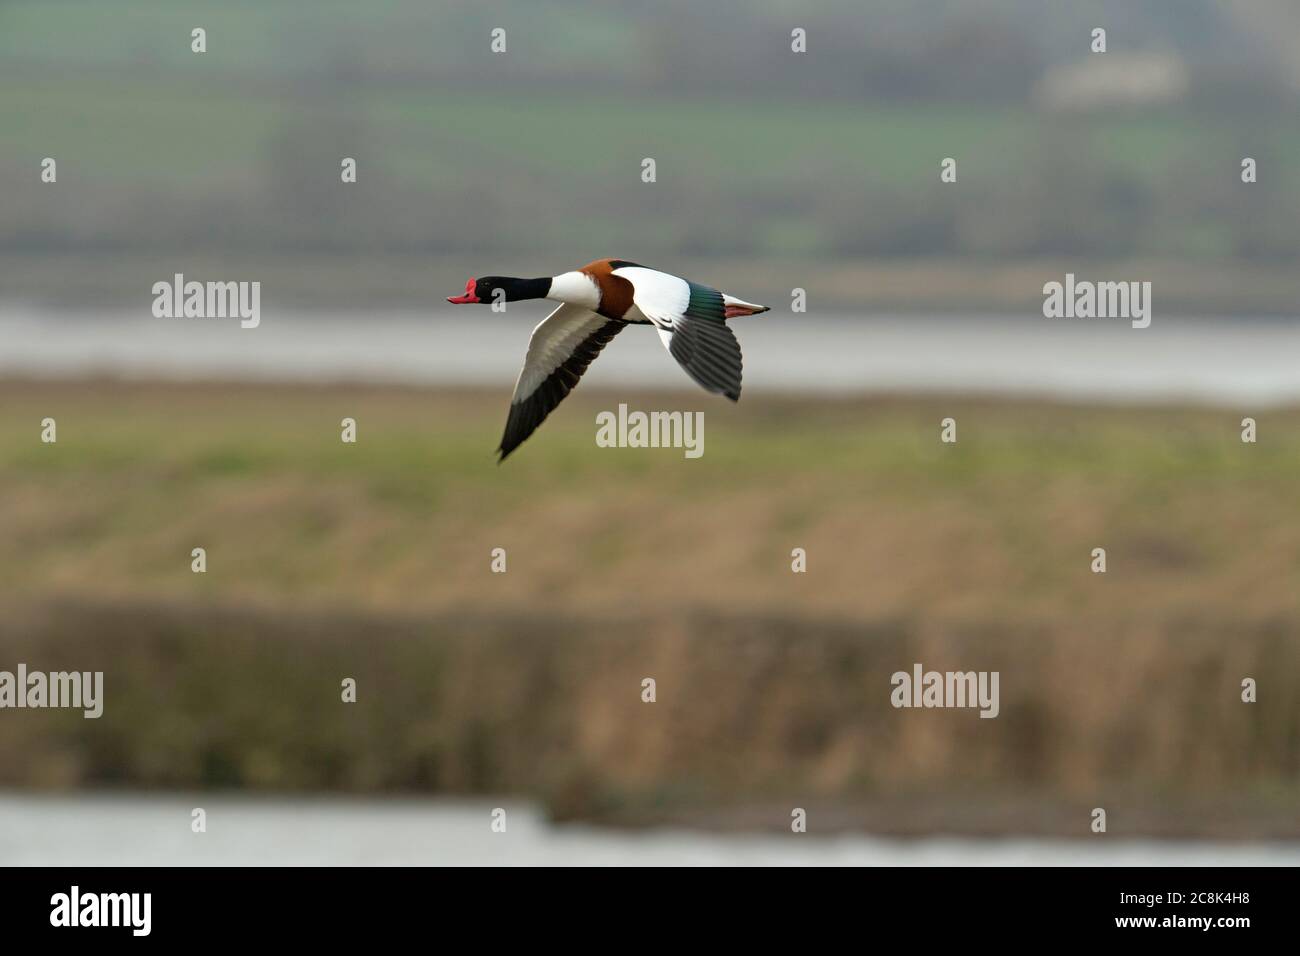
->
{"left": 2, "top": 379, "right": 1299, "bottom": 835}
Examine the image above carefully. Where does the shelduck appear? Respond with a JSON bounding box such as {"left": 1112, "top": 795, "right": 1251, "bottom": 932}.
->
{"left": 448, "top": 258, "right": 770, "bottom": 460}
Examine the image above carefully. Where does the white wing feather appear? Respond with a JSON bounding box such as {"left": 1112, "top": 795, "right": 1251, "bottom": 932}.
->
{"left": 610, "top": 266, "right": 691, "bottom": 328}
{"left": 510, "top": 302, "right": 609, "bottom": 403}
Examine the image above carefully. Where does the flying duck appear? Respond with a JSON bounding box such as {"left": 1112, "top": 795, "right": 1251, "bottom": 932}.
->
{"left": 447, "top": 259, "right": 770, "bottom": 460}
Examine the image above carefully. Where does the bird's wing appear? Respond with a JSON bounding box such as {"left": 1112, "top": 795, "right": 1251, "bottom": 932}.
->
{"left": 614, "top": 266, "right": 743, "bottom": 401}
{"left": 498, "top": 302, "right": 626, "bottom": 460}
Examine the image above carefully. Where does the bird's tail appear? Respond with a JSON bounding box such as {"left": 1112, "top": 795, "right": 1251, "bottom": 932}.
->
{"left": 722, "top": 294, "right": 770, "bottom": 319}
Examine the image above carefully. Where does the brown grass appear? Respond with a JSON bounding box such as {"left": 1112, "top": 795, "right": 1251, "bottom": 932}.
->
{"left": 1, "top": 378, "right": 1298, "bottom": 835}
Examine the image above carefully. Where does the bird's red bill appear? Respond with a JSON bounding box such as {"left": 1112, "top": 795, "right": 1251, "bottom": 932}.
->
{"left": 447, "top": 278, "right": 480, "bottom": 304}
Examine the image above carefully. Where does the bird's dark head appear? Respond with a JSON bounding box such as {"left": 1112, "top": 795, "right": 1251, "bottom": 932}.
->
{"left": 447, "top": 276, "right": 549, "bottom": 305}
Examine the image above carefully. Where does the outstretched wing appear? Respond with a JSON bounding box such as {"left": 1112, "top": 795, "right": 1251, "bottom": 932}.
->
{"left": 613, "top": 266, "right": 743, "bottom": 401}
{"left": 656, "top": 318, "right": 743, "bottom": 401}
{"left": 498, "top": 303, "right": 626, "bottom": 460}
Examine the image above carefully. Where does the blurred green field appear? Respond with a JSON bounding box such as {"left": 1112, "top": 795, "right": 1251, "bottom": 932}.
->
{"left": 7, "top": 76, "right": 1298, "bottom": 262}
{"left": 1, "top": 379, "right": 1298, "bottom": 834}
{"left": 4, "top": 0, "right": 1300, "bottom": 311}
{"left": 4, "top": 379, "right": 1299, "bottom": 617}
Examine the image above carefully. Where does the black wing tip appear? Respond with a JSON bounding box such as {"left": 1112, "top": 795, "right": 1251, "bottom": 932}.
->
{"left": 497, "top": 411, "right": 533, "bottom": 461}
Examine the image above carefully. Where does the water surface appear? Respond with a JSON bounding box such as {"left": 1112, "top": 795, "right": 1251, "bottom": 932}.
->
{"left": 2, "top": 794, "right": 1297, "bottom": 866}
{"left": 5, "top": 307, "right": 1300, "bottom": 405}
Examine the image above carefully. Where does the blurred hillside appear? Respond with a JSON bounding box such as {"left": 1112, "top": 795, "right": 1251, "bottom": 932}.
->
{"left": 2, "top": 0, "right": 1300, "bottom": 311}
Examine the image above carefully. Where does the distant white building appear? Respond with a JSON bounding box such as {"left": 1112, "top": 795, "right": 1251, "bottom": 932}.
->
{"left": 1036, "top": 52, "right": 1190, "bottom": 110}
